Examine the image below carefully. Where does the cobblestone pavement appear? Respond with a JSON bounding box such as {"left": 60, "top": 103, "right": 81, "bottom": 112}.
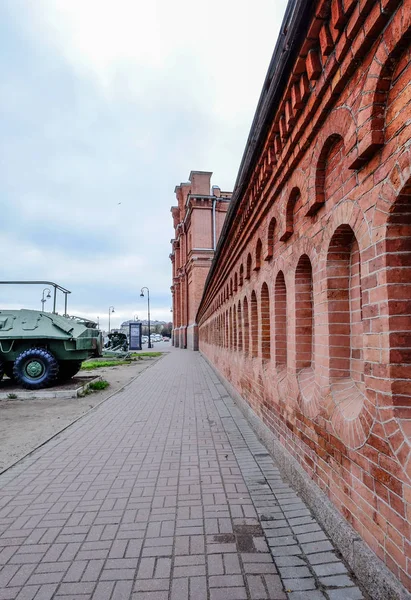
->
{"left": 0, "top": 350, "right": 367, "bottom": 600}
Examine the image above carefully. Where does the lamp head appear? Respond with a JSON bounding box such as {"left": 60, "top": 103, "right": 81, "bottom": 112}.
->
{"left": 47, "top": 292, "right": 51, "bottom": 299}
{"left": 111, "top": 308, "right": 115, "bottom": 313}
{"left": 140, "top": 292, "right": 144, "bottom": 297}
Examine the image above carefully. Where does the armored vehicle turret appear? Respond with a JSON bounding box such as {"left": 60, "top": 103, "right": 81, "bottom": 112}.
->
{"left": 0, "top": 281, "right": 103, "bottom": 390}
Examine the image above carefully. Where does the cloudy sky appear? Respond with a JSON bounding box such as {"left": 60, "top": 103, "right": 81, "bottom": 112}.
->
{"left": 0, "top": 0, "right": 288, "bottom": 331}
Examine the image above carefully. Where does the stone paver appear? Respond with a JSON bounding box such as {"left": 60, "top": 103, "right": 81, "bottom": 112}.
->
{"left": 0, "top": 350, "right": 367, "bottom": 599}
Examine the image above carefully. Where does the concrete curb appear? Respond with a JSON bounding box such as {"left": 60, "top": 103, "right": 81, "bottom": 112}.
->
{"left": 201, "top": 352, "right": 411, "bottom": 600}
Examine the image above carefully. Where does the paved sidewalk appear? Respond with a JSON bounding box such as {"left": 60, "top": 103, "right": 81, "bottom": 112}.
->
{"left": 0, "top": 350, "right": 366, "bottom": 600}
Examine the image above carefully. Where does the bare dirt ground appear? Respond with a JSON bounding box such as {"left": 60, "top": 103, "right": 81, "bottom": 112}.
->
{"left": 0, "top": 354, "right": 164, "bottom": 473}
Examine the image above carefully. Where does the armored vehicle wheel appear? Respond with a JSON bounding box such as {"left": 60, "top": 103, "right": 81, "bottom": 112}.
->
{"left": 3, "top": 363, "right": 14, "bottom": 380}
{"left": 58, "top": 360, "right": 82, "bottom": 380}
{"left": 13, "top": 348, "right": 59, "bottom": 390}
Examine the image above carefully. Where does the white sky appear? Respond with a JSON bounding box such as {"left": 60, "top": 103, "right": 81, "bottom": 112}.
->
{"left": 0, "top": 0, "right": 288, "bottom": 330}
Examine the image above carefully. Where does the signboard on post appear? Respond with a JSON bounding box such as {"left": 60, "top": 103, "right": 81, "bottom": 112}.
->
{"left": 129, "top": 322, "right": 142, "bottom": 351}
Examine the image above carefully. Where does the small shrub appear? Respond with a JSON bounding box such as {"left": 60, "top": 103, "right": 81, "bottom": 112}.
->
{"left": 7, "top": 393, "right": 17, "bottom": 399}
{"left": 89, "top": 380, "right": 109, "bottom": 391}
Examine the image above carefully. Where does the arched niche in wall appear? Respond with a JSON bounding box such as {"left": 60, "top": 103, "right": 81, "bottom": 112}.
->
{"left": 246, "top": 253, "right": 252, "bottom": 280}
{"left": 233, "top": 304, "right": 238, "bottom": 351}
{"left": 234, "top": 273, "right": 238, "bottom": 293}
{"left": 265, "top": 217, "right": 276, "bottom": 261}
{"left": 387, "top": 176, "right": 411, "bottom": 412}
{"left": 254, "top": 239, "right": 262, "bottom": 271}
{"left": 275, "top": 271, "right": 287, "bottom": 369}
{"left": 229, "top": 307, "right": 233, "bottom": 349}
{"left": 239, "top": 264, "right": 244, "bottom": 286}
{"left": 351, "top": 25, "right": 411, "bottom": 168}
{"left": 309, "top": 134, "right": 344, "bottom": 216}
{"left": 280, "top": 188, "right": 301, "bottom": 241}
{"left": 251, "top": 291, "right": 258, "bottom": 358}
{"left": 243, "top": 297, "right": 250, "bottom": 357}
{"left": 327, "top": 224, "right": 368, "bottom": 448}
{"left": 237, "top": 301, "right": 243, "bottom": 352}
{"left": 261, "top": 283, "right": 271, "bottom": 361}
{"left": 295, "top": 255, "right": 315, "bottom": 402}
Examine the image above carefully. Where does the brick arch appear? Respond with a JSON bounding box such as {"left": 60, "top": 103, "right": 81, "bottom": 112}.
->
{"left": 255, "top": 239, "right": 262, "bottom": 271}
{"left": 243, "top": 296, "right": 250, "bottom": 357}
{"left": 280, "top": 187, "right": 301, "bottom": 242}
{"left": 306, "top": 107, "right": 357, "bottom": 216}
{"left": 265, "top": 217, "right": 277, "bottom": 261}
{"left": 351, "top": 18, "right": 411, "bottom": 168}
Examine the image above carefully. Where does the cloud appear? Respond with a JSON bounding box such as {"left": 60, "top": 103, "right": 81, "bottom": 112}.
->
{"left": 0, "top": 0, "right": 288, "bottom": 328}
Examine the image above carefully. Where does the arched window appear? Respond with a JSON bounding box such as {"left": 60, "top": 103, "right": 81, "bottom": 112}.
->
{"left": 261, "top": 283, "right": 270, "bottom": 360}
{"left": 243, "top": 297, "right": 250, "bottom": 356}
{"left": 225, "top": 310, "right": 229, "bottom": 348}
{"left": 275, "top": 271, "right": 287, "bottom": 368}
{"left": 238, "top": 301, "right": 243, "bottom": 352}
{"left": 251, "top": 291, "right": 258, "bottom": 358}
{"left": 234, "top": 273, "right": 238, "bottom": 293}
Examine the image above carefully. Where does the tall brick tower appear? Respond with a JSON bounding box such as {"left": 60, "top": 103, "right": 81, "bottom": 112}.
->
{"left": 170, "top": 171, "right": 231, "bottom": 350}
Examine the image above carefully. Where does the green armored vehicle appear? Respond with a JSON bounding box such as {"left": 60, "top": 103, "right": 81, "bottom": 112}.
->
{"left": 0, "top": 281, "right": 102, "bottom": 390}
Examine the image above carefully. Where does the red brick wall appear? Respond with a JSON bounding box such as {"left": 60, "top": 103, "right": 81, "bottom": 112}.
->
{"left": 197, "top": 0, "right": 411, "bottom": 590}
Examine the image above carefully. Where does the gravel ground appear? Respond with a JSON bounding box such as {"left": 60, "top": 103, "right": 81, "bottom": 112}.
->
{"left": 0, "top": 354, "right": 163, "bottom": 473}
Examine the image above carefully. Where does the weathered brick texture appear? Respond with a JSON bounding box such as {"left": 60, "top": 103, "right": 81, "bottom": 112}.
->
{"left": 196, "top": 0, "right": 411, "bottom": 591}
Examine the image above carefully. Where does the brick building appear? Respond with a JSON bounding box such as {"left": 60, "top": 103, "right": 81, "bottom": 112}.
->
{"left": 190, "top": 0, "right": 411, "bottom": 596}
{"left": 170, "top": 171, "right": 231, "bottom": 350}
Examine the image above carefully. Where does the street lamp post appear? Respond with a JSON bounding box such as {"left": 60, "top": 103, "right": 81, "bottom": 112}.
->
{"left": 140, "top": 287, "right": 152, "bottom": 348}
{"left": 41, "top": 288, "right": 51, "bottom": 312}
{"left": 108, "top": 306, "right": 115, "bottom": 333}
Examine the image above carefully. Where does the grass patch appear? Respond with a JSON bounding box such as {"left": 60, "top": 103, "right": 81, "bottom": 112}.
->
{"left": 81, "top": 360, "right": 130, "bottom": 370}
{"left": 89, "top": 380, "right": 109, "bottom": 391}
{"left": 7, "top": 393, "right": 17, "bottom": 399}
